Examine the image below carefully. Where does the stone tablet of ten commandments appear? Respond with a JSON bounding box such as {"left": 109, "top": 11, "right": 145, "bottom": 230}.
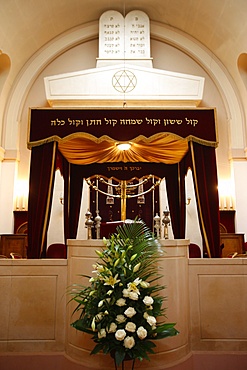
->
{"left": 99, "top": 10, "right": 150, "bottom": 59}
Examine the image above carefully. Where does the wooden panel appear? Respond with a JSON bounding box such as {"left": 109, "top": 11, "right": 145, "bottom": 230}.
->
{"left": 13, "top": 211, "right": 28, "bottom": 234}
{"left": 220, "top": 233, "right": 244, "bottom": 257}
{"left": 219, "top": 210, "right": 235, "bottom": 233}
{"left": 0, "top": 234, "right": 27, "bottom": 258}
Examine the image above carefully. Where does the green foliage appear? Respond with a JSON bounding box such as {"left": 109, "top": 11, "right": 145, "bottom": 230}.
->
{"left": 68, "top": 221, "right": 179, "bottom": 366}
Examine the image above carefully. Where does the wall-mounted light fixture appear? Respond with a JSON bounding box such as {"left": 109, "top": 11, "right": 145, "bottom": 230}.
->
{"left": 218, "top": 179, "right": 234, "bottom": 210}
{"left": 15, "top": 180, "right": 29, "bottom": 211}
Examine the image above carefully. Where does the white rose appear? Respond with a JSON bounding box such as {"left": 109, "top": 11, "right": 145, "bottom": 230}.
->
{"left": 124, "top": 336, "right": 135, "bottom": 349}
{"left": 143, "top": 296, "right": 154, "bottom": 306}
{"left": 107, "top": 322, "right": 117, "bottom": 333}
{"left": 125, "top": 322, "right": 136, "bottom": 332}
{"left": 122, "top": 288, "right": 129, "bottom": 298}
{"left": 116, "top": 298, "right": 126, "bottom": 307}
{"left": 98, "top": 328, "right": 106, "bottom": 339}
{"left": 143, "top": 312, "right": 149, "bottom": 319}
{"left": 146, "top": 315, "right": 156, "bottom": 326}
{"left": 115, "top": 329, "right": 126, "bottom": 341}
{"left": 137, "top": 326, "right": 148, "bottom": 340}
{"left": 128, "top": 291, "right": 139, "bottom": 300}
{"left": 95, "top": 312, "right": 104, "bottom": 322}
{"left": 116, "top": 314, "right": 126, "bottom": 324}
{"left": 124, "top": 307, "right": 137, "bottom": 318}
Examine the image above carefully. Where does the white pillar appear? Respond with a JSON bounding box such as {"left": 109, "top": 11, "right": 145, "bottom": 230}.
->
{"left": 0, "top": 155, "right": 18, "bottom": 233}
{"left": 231, "top": 160, "right": 247, "bottom": 241}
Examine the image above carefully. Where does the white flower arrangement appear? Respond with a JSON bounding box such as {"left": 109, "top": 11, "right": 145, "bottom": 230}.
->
{"left": 69, "top": 221, "right": 178, "bottom": 367}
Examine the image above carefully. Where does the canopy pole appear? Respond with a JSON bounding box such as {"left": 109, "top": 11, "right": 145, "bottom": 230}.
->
{"left": 120, "top": 180, "right": 127, "bottom": 221}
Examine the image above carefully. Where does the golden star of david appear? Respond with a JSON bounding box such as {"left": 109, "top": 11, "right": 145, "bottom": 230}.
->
{"left": 112, "top": 70, "right": 137, "bottom": 93}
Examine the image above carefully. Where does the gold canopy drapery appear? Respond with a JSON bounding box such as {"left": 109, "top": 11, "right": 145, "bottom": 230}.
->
{"left": 58, "top": 132, "right": 189, "bottom": 164}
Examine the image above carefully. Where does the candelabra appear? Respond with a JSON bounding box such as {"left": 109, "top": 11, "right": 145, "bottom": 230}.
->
{"left": 86, "top": 175, "right": 161, "bottom": 221}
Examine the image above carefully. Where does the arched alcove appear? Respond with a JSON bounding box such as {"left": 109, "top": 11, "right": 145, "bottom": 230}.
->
{"left": 0, "top": 51, "right": 10, "bottom": 94}
{"left": 238, "top": 53, "right": 247, "bottom": 90}
{"left": 0, "top": 51, "right": 11, "bottom": 146}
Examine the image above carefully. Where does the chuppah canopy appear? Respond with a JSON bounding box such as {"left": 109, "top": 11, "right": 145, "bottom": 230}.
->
{"left": 27, "top": 108, "right": 220, "bottom": 258}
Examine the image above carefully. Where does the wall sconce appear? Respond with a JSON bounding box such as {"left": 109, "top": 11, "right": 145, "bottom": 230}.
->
{"left": 219, "top": 195, "right": 234, "bottom": 210}
{"left": 218, "top": 179, "right": 234, "bottom": 210}
{"left": 15, "top": 180, "right": 28, "bottom": 211}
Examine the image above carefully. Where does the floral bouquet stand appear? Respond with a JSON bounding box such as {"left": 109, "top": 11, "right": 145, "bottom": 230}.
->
{"left": 69, "top": 221, "right": 178, "bottom": 369}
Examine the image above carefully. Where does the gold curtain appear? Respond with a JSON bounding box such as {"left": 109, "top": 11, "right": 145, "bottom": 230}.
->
{"left": 58, "top": 132, "right": 189, "bottom": 164}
